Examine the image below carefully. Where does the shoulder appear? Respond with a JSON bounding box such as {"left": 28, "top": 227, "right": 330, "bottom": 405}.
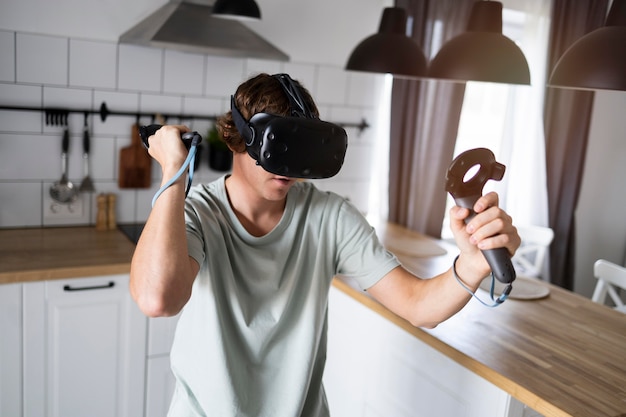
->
{"left": 185, "top": 176, "right": 227, "bottom": 206}
{"left": 183, "top": 176, "right": 231, "bottom": 226}
{"left": 292, "top": 182, "right": 370, "bottom": 231}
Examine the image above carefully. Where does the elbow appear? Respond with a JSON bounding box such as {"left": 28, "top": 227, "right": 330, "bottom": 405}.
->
{"left": 408, "top": 316, "right": 440, "bottom": 330}
{"left": 134, "top": 293, "right": 183, "bottom": 318}
{"left": 406, "top": 308, "right": 444, "bottom": 329}
{"left": 129, "top": 280, "right": 187, "bottom": 318}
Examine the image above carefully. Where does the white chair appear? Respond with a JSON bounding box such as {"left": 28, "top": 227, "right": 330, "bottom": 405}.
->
{"left": 591, "top": 259, "right": 626, "bottom": 313}
{"left": 512, "top": 225, "right": 554, "bottom": 280}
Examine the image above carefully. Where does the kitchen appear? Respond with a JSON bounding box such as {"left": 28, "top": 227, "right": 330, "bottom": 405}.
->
{"left": 1, "top": 0, "right": 625, "bottom": 416}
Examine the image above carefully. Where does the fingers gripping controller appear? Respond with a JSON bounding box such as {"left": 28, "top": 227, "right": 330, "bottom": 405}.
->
{"left": 138, "top": 124, "right": 202, "bottom": 150}
{"left": 445, "top": 148, "right": 516, "bottom": 285}
{"left": 137, "top": 124, "right": 203, "bottom": 206}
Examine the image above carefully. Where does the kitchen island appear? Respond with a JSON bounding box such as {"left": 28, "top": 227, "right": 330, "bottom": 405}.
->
{"left": 1, "top": 224, "right": 625, "bottom": 417}
{"left": 333, "top": 220, "right": 626, "bottom": 417}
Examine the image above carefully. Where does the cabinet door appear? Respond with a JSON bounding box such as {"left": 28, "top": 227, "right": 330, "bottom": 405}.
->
{"left": 145, "top": 314, "right": 180, "bottom": 417}
{"left": 145, "top": 355, "right": 176, "bottom": 417}
{"left": 0, "top": 283, "right": 22, "bottom": 417}
{"left": 23, "top": 275, "right": 147, "bottom": 417}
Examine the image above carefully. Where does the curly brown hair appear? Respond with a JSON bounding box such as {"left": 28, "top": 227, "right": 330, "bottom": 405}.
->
{"left": 215, "top": 73, "right": 319, "bottom": 153}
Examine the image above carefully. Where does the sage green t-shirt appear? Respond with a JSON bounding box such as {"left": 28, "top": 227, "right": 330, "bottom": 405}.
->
{"left": 168, "top": 176, "right": 399, "bottom": 417}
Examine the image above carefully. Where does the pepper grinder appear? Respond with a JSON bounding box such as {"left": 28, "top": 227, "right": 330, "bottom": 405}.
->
{"left": 107, "top": 193, "right": 117, "bottom": 230}
{"left": 96, "top": 193, "right": 108, "bottom": 231}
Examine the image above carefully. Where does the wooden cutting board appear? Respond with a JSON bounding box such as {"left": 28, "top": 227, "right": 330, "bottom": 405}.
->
{"left": 118, "top": 123, "right": 152, "bottom": 188}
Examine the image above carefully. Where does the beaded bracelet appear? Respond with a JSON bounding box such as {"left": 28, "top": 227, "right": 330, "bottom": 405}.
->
{"left": 452, "top": 254, "right": 511, "bottom": 307}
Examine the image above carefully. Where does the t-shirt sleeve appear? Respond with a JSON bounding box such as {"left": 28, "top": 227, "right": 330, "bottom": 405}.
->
{"left": 184, "top": 201, "right": 206, "bottom": 267}
{"left": 334, "top": 201, "right": 400, "bottom": 290}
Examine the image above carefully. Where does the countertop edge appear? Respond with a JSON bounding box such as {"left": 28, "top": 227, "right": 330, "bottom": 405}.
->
{"left": 0, "top": 263, "right": 132, "bottom": 284}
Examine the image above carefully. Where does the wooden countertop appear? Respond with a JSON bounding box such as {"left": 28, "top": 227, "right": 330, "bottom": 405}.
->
{"left": 333, "top": 221, "right": 626, "bottom": 417}
{"left": 0, "top": 227, "right": 135, "bottom": 284}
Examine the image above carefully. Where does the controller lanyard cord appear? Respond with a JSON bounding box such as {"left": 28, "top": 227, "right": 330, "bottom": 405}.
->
{"left": 453, "top": 254, "right": 511, "bottom": 307}
{"left": 151, "top": 143, "right": 198, "bottom": 207}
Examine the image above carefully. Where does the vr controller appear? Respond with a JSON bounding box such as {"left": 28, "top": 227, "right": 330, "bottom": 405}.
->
{"left": 445, "top": 148, "right": 516, "bottom": 284}
{"left": 231, "top": 73, "right": 348, "bottom": 179}
{"left": 138, "top": 124, "right": 203, "bottom": 150}
{"left": 138, "top": 124, "right": 203, "bottom": 206}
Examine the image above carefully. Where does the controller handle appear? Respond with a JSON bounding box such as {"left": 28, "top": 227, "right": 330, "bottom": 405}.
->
{"left": 138, "top": 124, "right": 202, "bottom": 150}
{"left": 445, "top": 148, "right": 516, "bottom": 284}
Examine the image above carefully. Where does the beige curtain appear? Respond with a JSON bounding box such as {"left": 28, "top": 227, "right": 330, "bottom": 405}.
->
{"left": 544, "top": 0, "right": 608, "bottom": 289}
{"left": 389, "top": 0, "right": 474, "bottom": 238}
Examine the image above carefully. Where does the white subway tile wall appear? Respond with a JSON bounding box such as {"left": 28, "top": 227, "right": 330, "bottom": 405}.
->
{"left": 16, "top": 33, "right": 68, "bottom": 85}
{"left": 118, "top": 44, "right": 163, "bottom": 93}
{"left": 0, "top": 29, "right": 387, "bottom": 228}
{"left": 0, "top": 31, "right": 16, "bottom": 81}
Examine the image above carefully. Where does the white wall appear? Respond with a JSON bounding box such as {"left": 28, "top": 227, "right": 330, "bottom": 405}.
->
{"left": 0, "top": 0, "right": 391, "bottom": 228}
{"left": 0, "top": 0, "right": 392, "bottom": 67}
{"left": 574, "top": 90, "right": 626, "bottom": 297}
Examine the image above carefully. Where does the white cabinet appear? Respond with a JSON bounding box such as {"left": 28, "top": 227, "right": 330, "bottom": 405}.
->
{"left": 0, "top": 283, "right": 22, "bottom": 417}
{"left": 145, "top": 314, "right": 180, "bottom": 417}
{"left": 146, "top": 354, "right": 176, "bottom": 417}
{"left": 23, "top": 274, "right": 147, "bottom": 417}
{"left": 324, "top": 286, "right": 517, "bottom": 417}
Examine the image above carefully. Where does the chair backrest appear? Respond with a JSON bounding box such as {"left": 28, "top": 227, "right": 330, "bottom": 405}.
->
{"left": 592, "top": 259, "right": 626, "bottom": 313}
{"left": 512, "top": 225, "right": 554, "bottom": 280}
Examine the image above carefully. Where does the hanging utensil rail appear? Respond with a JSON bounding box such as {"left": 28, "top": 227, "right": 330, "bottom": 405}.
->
{"left": 0, "top": 102, "right": 370, "bottom": 133}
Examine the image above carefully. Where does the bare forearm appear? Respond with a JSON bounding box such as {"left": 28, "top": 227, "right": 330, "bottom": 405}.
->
{"left": 368, "top": 256, "right": 489, "bottom": 329}
{"left": 406, "top": 262, "right": 484, "bottom": 328}
{"left": 130, "top": 179, "right": 197, "bottom": 317}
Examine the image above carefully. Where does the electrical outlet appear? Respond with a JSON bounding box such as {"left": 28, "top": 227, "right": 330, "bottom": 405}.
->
{"left": 43, "top": 191, "right": 91, "bottom": 226}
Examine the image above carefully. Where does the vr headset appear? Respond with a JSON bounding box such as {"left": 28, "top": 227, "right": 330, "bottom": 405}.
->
{"left": 230, "top": 73, "right": 348, "bottom": 179}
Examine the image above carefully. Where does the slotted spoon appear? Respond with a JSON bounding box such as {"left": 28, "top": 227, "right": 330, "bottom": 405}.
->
{"left": 79, "top": 116, "right": 95, "bottom": 193}
{"left": 50, "top": 128, "right": 78, "bottom": 203}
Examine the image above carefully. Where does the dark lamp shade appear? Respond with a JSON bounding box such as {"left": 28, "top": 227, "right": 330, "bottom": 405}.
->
{"left": 346, "top": 8, "right": 427, "bottom": 77}
{"left": 549, "top": 0, "right": 626, "bottom": 91}
{"left": 212, "top": 0, "right": 261, "bottom": 20}
{"left": 427, "top": 1, "right": 531, "bottom": 85}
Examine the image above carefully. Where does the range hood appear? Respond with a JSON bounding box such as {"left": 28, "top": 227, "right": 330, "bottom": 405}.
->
{"left": 120, "top": 0, "right": 289, "bottom": 61}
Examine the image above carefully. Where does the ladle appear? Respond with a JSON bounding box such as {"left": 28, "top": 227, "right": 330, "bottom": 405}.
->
{"left": 79, "top": 114, "right": 95, "bottom": 193}
{"left": 50, "top": 128, "right": 78, "bottom": 203}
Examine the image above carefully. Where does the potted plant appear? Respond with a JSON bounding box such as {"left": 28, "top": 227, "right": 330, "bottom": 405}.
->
{"left": 207, "top": 124, "right": 232, "bottom": 172}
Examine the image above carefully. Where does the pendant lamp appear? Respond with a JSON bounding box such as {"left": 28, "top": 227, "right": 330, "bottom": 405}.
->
{"left": 428, "top": 1, "right": 530, "bottom": 85}
{"left": 346, "top": 7, "right": 427, "bottom": 77}
{"left": 549, "top": 0, "right": 626, "bottom": 91}
{"left": 212, "top": 0, "right": 261, "bottom": 20}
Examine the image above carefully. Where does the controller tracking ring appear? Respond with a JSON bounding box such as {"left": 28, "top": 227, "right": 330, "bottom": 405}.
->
{"left": 445, "top": 147, "right": 505, "bottom": 201}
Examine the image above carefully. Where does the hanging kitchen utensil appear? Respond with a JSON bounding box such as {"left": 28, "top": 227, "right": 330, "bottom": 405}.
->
{"left": 118, "top": 122, "right": 152, "bottom": 188}
{"left": 50, "top": 127, "right": 78, "bottom": 203}
{"left": 79, "top": 113, "right": 95, "bottom": 193}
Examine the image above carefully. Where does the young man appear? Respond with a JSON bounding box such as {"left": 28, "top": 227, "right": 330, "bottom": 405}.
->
{"left": 130, "top": 73, "right": 520, "bottom": 417}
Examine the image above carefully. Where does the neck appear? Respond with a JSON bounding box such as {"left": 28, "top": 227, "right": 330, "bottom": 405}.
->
{"left": 224, "top": 175, "right": 287, "bottom": 237}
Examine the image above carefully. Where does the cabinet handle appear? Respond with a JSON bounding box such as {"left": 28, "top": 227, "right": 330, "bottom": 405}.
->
{"left": 63, "top": 281, "right": 115, "bottom": 292}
